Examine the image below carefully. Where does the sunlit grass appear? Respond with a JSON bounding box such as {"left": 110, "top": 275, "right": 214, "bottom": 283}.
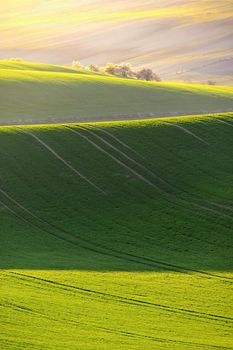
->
{"left": 1, "top": 270, "right": 233, "bottom": 350}
{"left": 0, "top": 61, "right": 233, "bottom": 124}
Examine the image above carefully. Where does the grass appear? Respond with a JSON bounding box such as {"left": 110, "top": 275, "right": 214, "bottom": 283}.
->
{"left": 0, "top": 60, "right": 233, "bottom": 124}
{"left": 0, "top": 112, "right": 233, "bottom": 349}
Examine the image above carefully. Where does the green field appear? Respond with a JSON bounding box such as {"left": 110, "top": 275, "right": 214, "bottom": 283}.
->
{"left": 1, "top": 113, "right": 233, "bottom": 349}
{"left": 0, "top": 60, "right": 233, "bottom": 124}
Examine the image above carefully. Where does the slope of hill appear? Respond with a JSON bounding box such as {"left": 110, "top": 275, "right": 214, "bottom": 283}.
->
{"left": 0, "top": 61, "right": 233, "bottom": 124}
{"left": 1, "top": 113, "right": 233, "bottom": 349}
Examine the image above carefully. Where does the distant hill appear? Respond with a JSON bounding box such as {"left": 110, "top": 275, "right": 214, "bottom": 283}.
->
{"left": 0, "top": 60, "right": 232, "bottom": 124}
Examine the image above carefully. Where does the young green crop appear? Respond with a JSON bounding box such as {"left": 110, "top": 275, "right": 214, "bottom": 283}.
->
{"left": 0, "top": 113, "right": 233, "bottom": 349}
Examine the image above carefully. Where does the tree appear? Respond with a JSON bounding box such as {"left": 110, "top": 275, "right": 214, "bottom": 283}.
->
{"left": 88, "top": 64, "right": 100, "bottom": 72}
{"left": 72, "top": 60, "right": 84, "bottom": 69}
{"left": 104, "top": 63, "right": 136, "bottom": 79}
{"left": 104, "top": 63, "right": 117, "bottom": 75}
{"left": 71, "top": 60, "right": 161, "bottom": 82}
{"left": 115, "top": 63, "right": 135, "bottom": 78}
{"left": 136, "top": 68, "right": 161, "bottom": 81}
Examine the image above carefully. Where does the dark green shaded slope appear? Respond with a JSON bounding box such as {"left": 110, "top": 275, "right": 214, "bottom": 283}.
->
{"left": 0, "top": 113, "right": 232, "bottom": 272}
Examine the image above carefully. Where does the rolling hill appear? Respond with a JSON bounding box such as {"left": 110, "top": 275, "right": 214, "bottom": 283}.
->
{"left": 1, "top": 113, "right": 233, "bottom": 349}
{"left": 0, "top": 60, "right": 233, "bottom": 124}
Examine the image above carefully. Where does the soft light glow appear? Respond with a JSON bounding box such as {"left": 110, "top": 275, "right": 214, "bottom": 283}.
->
{"left": 1, "top": 1, "right": 232, "bottom": 84}
{"left": 1, "top": 1, "right": 232, "bottom": 49}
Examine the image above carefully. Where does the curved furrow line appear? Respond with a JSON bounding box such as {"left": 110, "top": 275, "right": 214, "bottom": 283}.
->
{"left": 0, "top": 201, "right": 147, "bottom": 269}
{"left": 182, "top": 195, "right": 233, "bottom": 224}
{"left": 67, "top": 126, "right": 161, "bottom": 192}
{"left": 64, "top": 317, "right": 232, "bottom": 349}
{"left": 216, "top": 118, "right": 233, "bottom": 128}
{"left": 64, "top": 127, "right": 233, "bottom": 253}
{"left": 84, "top": 124, "right": 233, "bottom": 222}
{"left": 20, "top": 129, "right": 105, "bottom": 194}
{"left": 164, "top": 122, "right": 209, "bottom": 145}
{"left": 3, "top": 178, "right": 226, "bottom": 264}
{"left": 185, "top": 199, "right": 233, "bottom": 222}
{"left": 90, "top": 125, "right": 145, "bottom": 159}
{"left": 10, "top": 272, "right": 233, "bottom": 325}
{"left": 81, "top": 125, "right": 175, "bottom": 191}
{"left": 0, "top": 194, "right": 170, "bottom": 271}
{"left": 1, "top": 296, "right": 230, "bottom": 349}
{"left": 0, "top": 302, "right": 35, "bottom": 315}
{"left": 89, "top": 122, "right": 230, "bottom": 216}
{"left": 1, "top": 140, "right": 230, "bottom": 254}
{"left": 0, "top": 195, "right": 142, "bottom": 269}
{"left": 1, "top": 189, "right": 232, "bottom": 282}
{"left": 79, "top": 131, "right": 232, "bottom": 277}
{"left": 19, "top": 125, "right": 233, "bottom": 229}
{"left": 78, "top": 125, "right": 233, "bottom": 225}
{"left": 0, "top": 194, "right": 196, "bottom": 275}
{"left": 3, "top": 126, "right": 233, "bottom": 278}
{"left": 0, "top": 199, "right": 87, "bottom": 250}
{"left": 207, "top": 201, "right": 233, "bottom": 212}
{"left": 147, "top": 130, "right": 233, "bottom": 198}
{"left": 71, "top": 126, "right": 233, "bottom": 244}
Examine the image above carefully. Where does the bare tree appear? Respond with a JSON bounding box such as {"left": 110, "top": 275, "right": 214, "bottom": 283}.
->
{"left": 73, "top": 60, "right": 161, "bottom": 81}
{"left": 72, "top": 60, "right": 84, "bottom": 69}
{"left": 88, "top": 64, "right": 100, "bottom": 72}
{"left": 104, "top": 63, "right": 117, "bottom": 75}
{"left": 115, "top": 63, "right": 135, "bottom": 78}
{"left": 136, "top": 68, "right": 161, "bottom": 81}
{"left": 104, "top": 63, "right": 136, "bottom": 79}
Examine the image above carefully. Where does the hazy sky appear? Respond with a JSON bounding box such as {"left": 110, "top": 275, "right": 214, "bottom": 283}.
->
{"left": 1, "top": 0, "right": 233, "bottom": 83}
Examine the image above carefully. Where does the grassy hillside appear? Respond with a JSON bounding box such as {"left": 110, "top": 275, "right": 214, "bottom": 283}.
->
{"left": 1, "top": 113, "right": 233, "bottom": 349}
{"left": 0, "top": 60, "right": 233, "bottom": 124}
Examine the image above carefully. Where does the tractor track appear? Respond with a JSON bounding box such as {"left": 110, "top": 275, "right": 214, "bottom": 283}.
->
{"left": 8, "top": 271, "right": 233, "bottom": 326}
{"left": 1, "top": 294, "right": 231, "bottom": 349}
{"left": 67, "top": 126, "right": 161, "bottom": 192}
{"left": 81, "top": 124, "right": 175, "bottom": 190}
{"left": 1, "top": 189, "right": 232, "bottom": 282}
{"left": 1, "top": 122, "right": 233, "bottom": 281}
{"left": 89, "top": 125, "right": 145, "bottom": 159}
{"left": 164, "top": 122, "right": 209, "bottom": 145}
{"left": 20, "top": 129, "right": 105, "bottom": 194}
{"left": 66, "top": 125, "right": 233, "bottom": 243}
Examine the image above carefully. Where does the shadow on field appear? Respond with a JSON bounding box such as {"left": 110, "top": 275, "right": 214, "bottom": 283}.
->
{"left": 1, "top": 115, "right": 233, "bottom": 272}
{"left": 1, "top": 205, "right": 233, "bottom": 273}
